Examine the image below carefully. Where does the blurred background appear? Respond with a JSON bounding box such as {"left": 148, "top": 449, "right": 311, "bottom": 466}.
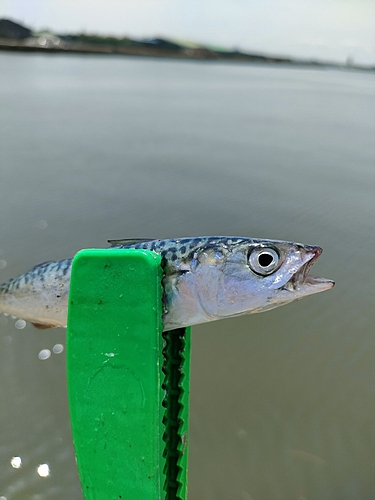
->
{"left": 0, "top": 1, "right": 375, "bottom": 499}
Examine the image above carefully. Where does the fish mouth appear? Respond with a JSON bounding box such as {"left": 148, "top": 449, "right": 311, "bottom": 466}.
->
{"left": 283, "top": 246, "right": 335, "bottom": 293}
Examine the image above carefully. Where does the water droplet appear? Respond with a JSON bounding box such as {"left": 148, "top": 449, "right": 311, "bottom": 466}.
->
{"left": 52, "top": 344, "right": 64, "bottom": 354}
{"left": 36, "top": 220, "right": 48, "bottom": 230}
{"left": 37, "top": 463, "right": 50, "bottom": 477}
{"left": 10, "top": 456, "right": 22, "bottom": 469}
{"left": 15, "top": 319, "right": 26, "bottom": 330}
{"left": 38, "top": 349, "right": 51, "bottom": 360}
{"left": 0, "top": 260, "right": 7, "bottom": 269}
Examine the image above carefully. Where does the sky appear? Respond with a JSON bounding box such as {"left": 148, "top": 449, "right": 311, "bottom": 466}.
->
{"left": 1, "top": 0, "right": 374, "bottom": 65}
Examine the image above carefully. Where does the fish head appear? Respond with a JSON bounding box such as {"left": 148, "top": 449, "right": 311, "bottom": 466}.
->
{"left": 163, "top": 237, "right": 334, "bottom": 329}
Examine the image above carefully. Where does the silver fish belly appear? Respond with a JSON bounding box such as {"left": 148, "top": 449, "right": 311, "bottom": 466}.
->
{"left": 0, "top": 237, "right": 334, "bottom": 331}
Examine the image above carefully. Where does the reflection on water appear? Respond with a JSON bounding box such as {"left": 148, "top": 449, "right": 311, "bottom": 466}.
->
{"left": 10, "top": 458, "right": 22, "bottom": 470}
{"left": 38, "top": 349, "right": 51, "bottom": 360}
{"left": 39, "top": 344, "right": 64, "bottom": 360}
{"left": 53, "top": 344, "right": 64, "bottom": 355}
{"left": 0, "top": 53, "right": 374, "bottom": 499}
{"left": 37, "top": 464, "right": 50, "bottom": 478}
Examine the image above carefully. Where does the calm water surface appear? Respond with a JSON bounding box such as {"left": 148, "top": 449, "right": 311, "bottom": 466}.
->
{"left": 0, "top": 53, "right": 374, "bottom": 500}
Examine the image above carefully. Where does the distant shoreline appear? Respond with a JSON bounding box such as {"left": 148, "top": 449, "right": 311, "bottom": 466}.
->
{"left": 0, "top": 37, "right": 294, "bottom": 63}
{"left": 1, "top": 37, "right": 374, "bottom": 72}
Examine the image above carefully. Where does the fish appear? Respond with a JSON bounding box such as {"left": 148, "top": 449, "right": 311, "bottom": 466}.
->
{"left": 0, "top": 236, "right": 334, "bottom": 331}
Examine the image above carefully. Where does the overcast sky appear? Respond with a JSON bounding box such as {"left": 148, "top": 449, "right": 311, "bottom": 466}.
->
{"left": 1, "top": 0, "right": 374, "bottom": 64}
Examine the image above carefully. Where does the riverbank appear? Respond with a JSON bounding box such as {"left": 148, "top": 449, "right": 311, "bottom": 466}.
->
{"left": 0, "top": 36, "right": 290, "bottom": 62}
{"left": 1, "top": 36, "right": 373, "bottom": 72}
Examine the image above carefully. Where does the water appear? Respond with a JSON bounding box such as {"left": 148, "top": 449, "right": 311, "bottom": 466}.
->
{"left": 0, "top": 52, "right": 374, "bottom": 500}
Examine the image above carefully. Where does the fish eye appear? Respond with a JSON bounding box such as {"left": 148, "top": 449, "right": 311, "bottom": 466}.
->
{"left": 248, "top": 247, "right": 280, "bottom": 275}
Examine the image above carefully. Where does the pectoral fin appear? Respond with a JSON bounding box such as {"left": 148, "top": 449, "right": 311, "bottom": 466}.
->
{"left": 31, "top": 322, "right": 56, "bottom": 330}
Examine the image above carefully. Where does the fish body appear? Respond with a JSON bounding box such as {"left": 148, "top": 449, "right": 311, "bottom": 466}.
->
{"left": 0, "top": 236, "right": 334, "bottom": 331}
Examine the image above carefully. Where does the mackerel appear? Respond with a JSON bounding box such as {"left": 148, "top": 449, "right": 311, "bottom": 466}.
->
{"left": 0, "top": 236, "right": 334, "bottom": 331}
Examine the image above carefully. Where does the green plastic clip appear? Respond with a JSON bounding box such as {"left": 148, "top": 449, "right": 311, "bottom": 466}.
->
{"left": 66, "top": 249, "right": 191, "bottom": 500}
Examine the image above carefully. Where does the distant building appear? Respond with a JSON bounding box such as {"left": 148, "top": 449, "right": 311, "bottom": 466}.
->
{"left": 0, "top": 18, "right": 32, "bottom": 39}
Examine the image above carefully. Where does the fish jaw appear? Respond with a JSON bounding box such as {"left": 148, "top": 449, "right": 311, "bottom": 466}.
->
{"left": 250, "top": 246, "right": 334, "bottom": 313}
{"left": 279, "top": 245, "right": 334, "bottom": 296}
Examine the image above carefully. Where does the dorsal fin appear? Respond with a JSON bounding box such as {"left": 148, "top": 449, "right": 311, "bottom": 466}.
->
{"left": 31, "top": 322, "right": 56, "bottom": 330}
{"left": 108, "top": 238, "right": 155, "bottom": 247}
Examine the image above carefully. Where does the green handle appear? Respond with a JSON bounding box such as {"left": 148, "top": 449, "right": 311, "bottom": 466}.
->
{"left": 67, "top": 249, "right": 190, "bottom": 500}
